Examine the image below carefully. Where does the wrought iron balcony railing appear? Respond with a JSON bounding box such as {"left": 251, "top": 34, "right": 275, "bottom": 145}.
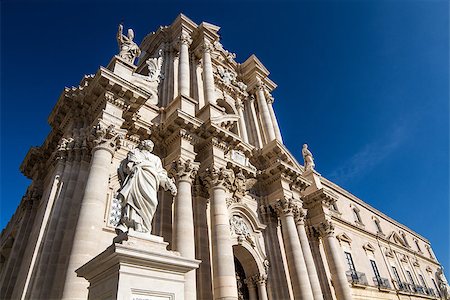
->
{"left": 373, "top": 277, "right": 391, "bottom": 289}
{"left": 394, "top": 280, "right": 412, "bottom": 292}
{"left": 346, "top": 270, "right": 368, "bottom": 286}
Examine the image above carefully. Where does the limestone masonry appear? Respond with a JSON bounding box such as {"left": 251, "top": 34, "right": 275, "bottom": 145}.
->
{"left": 1, "top": 14, "right": 449, "bottom": 300}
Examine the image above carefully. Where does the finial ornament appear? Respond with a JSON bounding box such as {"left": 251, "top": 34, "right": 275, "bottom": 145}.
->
{"left": 117, "top": 23, "right": 141, "bottom": 64}
{"left": 302, "top": 143, "right": 315, "bottom": 171}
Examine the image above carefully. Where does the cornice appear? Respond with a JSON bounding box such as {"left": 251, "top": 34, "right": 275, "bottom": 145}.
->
{"left": 330, "top": 214, "right": 439, "bottom": 266}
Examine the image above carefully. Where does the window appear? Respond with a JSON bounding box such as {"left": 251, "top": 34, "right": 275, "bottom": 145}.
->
{"left": 371, "top": 260, "right": 381, "bottom": 282}
{"left": 353, "top": 208, "right": 362, "bottom": 223}
{"left": 431, "top": 278, "right": 440, "bottom": 294}
{"left": 401, "top": 232, "right": 410, "bottom": 247}
{"left": 374, "top": 219, "right": 383, "bottom": 233}
{"left": 426, "top": 246, "right": 434, "bottom": 259}
{"left": 415, "top": 239, "right": 422, "bottom": 252}
{"left": 406, "top": 270, "right": 415, "bottom": 285}
{"left": 345, "top": 252, "right": 356, "bottom": 274}
{"left": 419, "top": 274, "right": 427, "bottom": 288}
{"left": 392, "top": 266, "right": 401, "bottom": 282}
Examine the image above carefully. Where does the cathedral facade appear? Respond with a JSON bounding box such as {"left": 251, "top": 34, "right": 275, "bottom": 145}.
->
{"left": 1, "top": 14, "right": 448, "bottom": 300}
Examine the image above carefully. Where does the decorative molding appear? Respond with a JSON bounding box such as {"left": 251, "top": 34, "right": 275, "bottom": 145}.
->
{"left": 336, "top": 233, "right": 352, "bottom": 245}
{"left": 171, "top": 159, "right": 199, "bottom": 183}
{"left": 271, "top": 198, "right": 300, "bottom": 218}
{"left": 316, "top": 220, "right": 335, "bottom": 238}
{"left": 88, "top": 123, "right": 124, "bottom": 154}
{"left": 200, "top": 166, "right": 234, "bottom": 191}
{"left": 363, "top": 242, "right": 376, "bottom": 252}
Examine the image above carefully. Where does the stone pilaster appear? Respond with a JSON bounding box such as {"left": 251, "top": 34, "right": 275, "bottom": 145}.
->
{"left": 177, "top": 32, "right": 192, "bottom": 97}
{"left": 236, "top": 98, "right": 249, "bottom": 143}
{"left": 254, "top": 274, "right": 269, "bottom": 300}
{"left": 272, "top": 198, "right": 314, "bottom": 300}
{"left": 172, "top": 158, "right": 198, "bottom": 300}
{"left": 266, "top": 94, "right": 283, "bottom": 143}
{"left": 248, "top": 95, "right": 263, "bottom": 148}
{"left": 255, "top": 78, "right": 276, "bottom": 142}
{"left": 202, "top": 166, "right": 238, "bottom": 300}
{"left": 294, "top": 207, "right": 324, "bottom": 300}
{"left": 316, "top": 220, "right": 353, "bottom": 300}
{"left": 61, "top": 123, "right": 123, "bottom": 300}
{"left": 202, "top": 40, "right": 216, "bottom": 105}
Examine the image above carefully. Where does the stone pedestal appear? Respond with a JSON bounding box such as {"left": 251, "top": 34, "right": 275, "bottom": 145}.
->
{"left": 76, "top": 234, "right": 200, "bottom": 300}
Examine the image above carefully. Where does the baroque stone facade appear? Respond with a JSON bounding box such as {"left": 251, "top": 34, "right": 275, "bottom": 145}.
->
{"left": 0, "top": 14, "right": 449, "bottom": 300}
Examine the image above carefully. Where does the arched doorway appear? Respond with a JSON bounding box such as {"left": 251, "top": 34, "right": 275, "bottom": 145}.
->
{"left": 233, "top": 244, "right": 268, "bottom": 300}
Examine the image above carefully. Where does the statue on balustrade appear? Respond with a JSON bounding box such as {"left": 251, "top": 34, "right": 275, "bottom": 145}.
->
{"left": 302, "top": 143, "right": 315, "bottom": 171}
{"left": 117, "top": 23, "right": 141, "bottom": 64}
{"left": 116, "top": 140, "right": 177, "bottom": 235}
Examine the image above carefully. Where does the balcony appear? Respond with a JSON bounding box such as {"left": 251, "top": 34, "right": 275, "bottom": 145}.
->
{"left": 413, "top": 285, "right": 426, "bottom": 295}
{"left": 394, "top": 280, "right": 412, "bottom": 293}
{"left": 373, "top": 277, "right": 391, "bottom": 290}
{"left": 346, "top": 271, "right": 368, "bottom": 287}
{"left": 425, "top": 287, "right": 437, "bottom": 297}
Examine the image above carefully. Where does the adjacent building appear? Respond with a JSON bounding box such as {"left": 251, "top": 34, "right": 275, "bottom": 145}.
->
{"left": 1, "top": 14, "right": 449, "bottom": 300}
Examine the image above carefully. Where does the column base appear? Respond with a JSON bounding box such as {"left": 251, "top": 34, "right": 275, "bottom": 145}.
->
{"left": 76, "top": 233, "right": 200, "bottom": 300}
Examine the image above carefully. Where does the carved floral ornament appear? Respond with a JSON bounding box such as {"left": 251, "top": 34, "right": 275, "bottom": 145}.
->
{"left": 316, "top": 220, "right": 335, "bottom": 238}
{"left": 229, "top": 215, "right": 255, "bottom": 247}
{"left": 171, "top": 159, "right": 199, "bottom": 182}
{"left": 88, "top": 123, "right": 124, "bottom": 153}
{"left": 271, "top": 198, "right": 302, "bottom": 217}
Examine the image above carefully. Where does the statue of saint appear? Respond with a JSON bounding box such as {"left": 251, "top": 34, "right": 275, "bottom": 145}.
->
{"left": 116, "top": 140, "right": 177, "bottom": 235}
{"left": 302, "top": 144, "right": 315, "bottom": 171}
{"left": 437, "top": 268, "right": 450, "bottom": 299}
{"left": 117, "top": 23, "right": 141, "bottom": 64}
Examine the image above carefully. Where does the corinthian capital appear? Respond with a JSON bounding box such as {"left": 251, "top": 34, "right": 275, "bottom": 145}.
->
{"left": 271, "top": 198, "right": 301, "bottom": 217}
{"left": 294, "top": 206, "right": 307, "bottom": 225}
{"left": 178, "top": 32, "right": 192, "bottom": 46}
{"left": 201, "top": 166, "right": 235, "bottom": 190}
{"left": 202, "top": 40, "right": 214, "bottom": 54}
{"left": 172, "top": 159, "right": 199, "bottom": 183}
{"left": 316, "top": 220, "right": 335, "bottom": 238}
{"left": 88, "top": 123, "right": 123, "bottom": 154}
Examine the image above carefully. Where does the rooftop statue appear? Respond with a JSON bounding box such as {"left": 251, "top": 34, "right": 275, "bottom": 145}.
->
{"left": 116, "top": 140, "right": 177, "bottom": 235}
{"left": 117, "top": 23, "right": 141, "bottom": 64}
{"left": 302, "top": 143, "right": 315, "bottom": 171}
{"left": 437, "top": 267, "right": 450, "bottom": 299}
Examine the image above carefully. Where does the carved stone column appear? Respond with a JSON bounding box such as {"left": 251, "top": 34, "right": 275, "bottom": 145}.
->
{"left": 272, "top": 198, "right": 314, "bottom": 300}
{"left": 255, "top": 79, "right": 276, "bottom": 142}
{"left": 248, "top": 95, "right": 263, "bottom": 148}
{"left": 203, "top": 167, "right": 238, "bottom": 300}
{"left": 255, "top": 274, "right": 269, "bottom": 300}
{"left": 172, "top": 159, "right": 198, "bottom": 300}
{"left": 266, "top": 94, "right": 283, "bottom": 143}
{"left": 202, "top": 41, "right": 216, "bottom": 104}
{"left": 61, "top": 124, "right": 122, "bottom": 300}
{"left": 317, "top": 221, "right": 353, "bottom": 300}
{"left": 244, "top": 277, "right": 258, "bottom": 300}
{"left": 294, "top": 208, "right": 324, "bottom": 300}
{"left": 178, "top": 33, "right": 192, "bottom": 97}
{"left": 236, "top": 98, "right": 249, "bottom": 143}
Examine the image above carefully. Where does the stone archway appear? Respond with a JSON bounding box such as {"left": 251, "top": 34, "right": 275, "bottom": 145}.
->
{"left": 233, "top": 244, "right": 268, "bottom": 300}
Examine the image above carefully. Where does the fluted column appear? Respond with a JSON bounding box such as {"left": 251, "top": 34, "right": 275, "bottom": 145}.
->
{"left": 255, "top": 78, "right": 276, "bottom": 142}
{"left": 62, "top": 124, "right": 122, "bottom": 300}
{"left": 317, "top": 221, "right": 353, "bottom": 300}
{"left": 255, "top": 274, "right": 269, "bottom": 300}
{"left": 272, "top": 198, "right": 314, "bottom": 300}
{"left": 172, "top": 159, "right": 198, "bottom": 300}
{"left": 248, "top": 95, "right": 263, "bottom": 148}
{"left": 294, "top": 208, "right": 324, "bottom": 300}
{"left": 202, "top": 40, "right": 216, "bottom": 104}
{"left": 178, "top": 33, "right": 192, "bottom": 97}
{"left": 236, "top": 98, "right": 249, "bottom": 143}
{"left": 203, "top": 167, "right": 238, "bottom": 300}
{"left": 266, "top": 95, "right": 283, "bottom": 143}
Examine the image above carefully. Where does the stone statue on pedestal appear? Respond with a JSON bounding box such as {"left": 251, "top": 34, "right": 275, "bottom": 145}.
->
{"left": 116, "top": 140, "right": 177, "bottom": 235}
{"left": 302, "top": 144, "right": 315, "bottom": 171}
{"left": 117, "top": 23, "right": 141, "bottom": 64}
{"left": 437, "top": 267, "right": 450, "bottom": 299}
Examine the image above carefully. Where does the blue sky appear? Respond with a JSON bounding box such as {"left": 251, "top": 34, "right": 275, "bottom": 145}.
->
{"left": 1, "top": 0, "right": 449, "bottom": 275}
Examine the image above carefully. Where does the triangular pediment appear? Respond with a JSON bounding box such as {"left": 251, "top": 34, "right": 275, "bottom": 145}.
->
{"left": 363, "top": 242, "right": 376, "bottom": 252}
{"left": 388, "top": 231, "right": 407, "bottom": 247}
{"left": 336, "top": 233, "right": 352, "bottom": 244}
